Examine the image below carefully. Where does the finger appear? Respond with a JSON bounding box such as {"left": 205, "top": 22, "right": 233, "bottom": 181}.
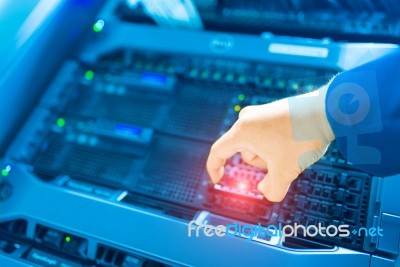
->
{"left": 241, "top": 151, "right": 268, "bottom": 169}
{"left": 257, "top": 172, "right": 293, "bottom": 202}
{"left": 206, "top": 130, "right": 241, "bottom": 184}
{"left": 238, "top": 105, "right": 253, "bottom": 119}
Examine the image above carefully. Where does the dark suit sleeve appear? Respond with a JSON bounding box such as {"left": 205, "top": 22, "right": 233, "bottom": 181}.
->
{"left": 326, "top": 50, "right": 400, "bottom": 176}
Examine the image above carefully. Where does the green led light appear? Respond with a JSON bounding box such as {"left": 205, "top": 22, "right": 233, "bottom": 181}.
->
{"left": 93, "top": 19, "right": 105, "bottom": 32}
{"left": 212, "top": 72, "right": 222, "bottom": 80}
{"left": 56, "top": 118, "right": 66, "bottom": 128}
{"left": 238, "top": 94, "right": 245, "bottom": 101}
{"left": 167, "top": 66, "right": 175, "bottom": 74}
{"left": 263, "top": 79, "right": 272, "bottom": 86}
{"left": 85, "top": 70, "right": 94, "bottom": 80}
{"left": 200, "top": 70, "right": 209, "bottom": 79}
{"left": 189, "top": 68, "right": 198, "bottom": 77}
{"left": 65, "top": 236, "right": 71, "bottom": 243}
{"left": 277, "top": 80, "right": 286, "bottom": 89}
{"left": 225, "top": 73, "right": 234, "bottom": 82}
{"left": 238, "top": 75, "right": 246, "bottom": 84}
{"left": 1, "top": 170, "right": 8, "bottom": 177}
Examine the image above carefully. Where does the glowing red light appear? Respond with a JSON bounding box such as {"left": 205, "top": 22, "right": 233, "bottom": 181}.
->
{"left": 237, "top": 182, "right": 248, "bottom": 191}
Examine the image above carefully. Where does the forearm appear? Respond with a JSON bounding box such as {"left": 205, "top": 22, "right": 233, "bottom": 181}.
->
{"left": 326, "top": 50, "right": 400, "bottom": 176}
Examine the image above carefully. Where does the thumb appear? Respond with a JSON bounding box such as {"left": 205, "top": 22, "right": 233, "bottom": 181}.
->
{"left": 257, "top": 171, "right": 293, "bottom": 202}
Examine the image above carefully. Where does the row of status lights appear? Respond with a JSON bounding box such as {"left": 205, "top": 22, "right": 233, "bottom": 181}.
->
{"left": 89, "top": 18, "right": 315, "bottom": 93}
{"left": 188, "top": 68, "right": 315, "bottom": 92}
{"left": 133, "top": 60, "right": 176, "bottom": 74}
{"left": 188, "top": 68, "right": 248, "bottom": 84}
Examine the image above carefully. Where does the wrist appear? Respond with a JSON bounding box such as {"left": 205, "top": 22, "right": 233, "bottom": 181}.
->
{"left": 287, "top": 85, "right": 335, "bottom": 170}
{"left": 288, "top": 86, "right": 334, "bottom": 145}
{"left": 312, "top": 84, "right": 335, "bottom": 144}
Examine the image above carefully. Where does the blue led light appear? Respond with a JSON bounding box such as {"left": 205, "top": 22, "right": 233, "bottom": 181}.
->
{"left": 141, "top": 72, "right": 167, "bottom": 85}
{"left": 115, "top": 124, "right": 142, "bottom": 136}
{"left": 5, "top": 165, "right": 11, "bottom": 172}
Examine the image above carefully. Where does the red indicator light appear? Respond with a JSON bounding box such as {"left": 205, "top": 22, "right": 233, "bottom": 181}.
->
{"left": 237, "top": 182, "right": 248, "bottom": 191}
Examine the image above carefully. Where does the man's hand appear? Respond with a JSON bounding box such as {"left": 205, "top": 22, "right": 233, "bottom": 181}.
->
{"left": 206, "top": 86, "right": 335, "bottom": 202}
